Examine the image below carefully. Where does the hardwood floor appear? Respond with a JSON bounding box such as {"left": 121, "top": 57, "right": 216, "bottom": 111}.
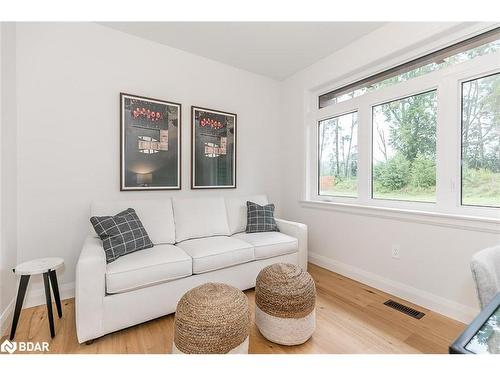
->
{"left": 1, "top": 264, "right": 465, "bottom": 354}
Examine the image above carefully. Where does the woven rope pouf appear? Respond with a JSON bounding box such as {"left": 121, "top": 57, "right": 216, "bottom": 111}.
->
{"left": 172, "top": 282, "right": 250, "bottom": 354}
{"left": 255, "top": 263, "right": 316, "bottom": 346}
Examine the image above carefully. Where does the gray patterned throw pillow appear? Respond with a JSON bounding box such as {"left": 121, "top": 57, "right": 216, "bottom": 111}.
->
{"left": 90, "top": 208, "right": 154, "bottom": 263}
{"left": 245, "top": 201, "right": 280, "bottom": 233}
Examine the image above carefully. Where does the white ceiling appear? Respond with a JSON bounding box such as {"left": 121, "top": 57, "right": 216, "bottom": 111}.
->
{"left": 99, "top": 22, "right": 385, "bottom": 80}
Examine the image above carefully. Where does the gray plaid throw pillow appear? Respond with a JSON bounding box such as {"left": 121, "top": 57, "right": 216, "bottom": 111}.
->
{"left": 245, "top": 201, "right": 280, "bottom": 233}
{"left": 90, "top": 208, "right": 154, "bottom": 263}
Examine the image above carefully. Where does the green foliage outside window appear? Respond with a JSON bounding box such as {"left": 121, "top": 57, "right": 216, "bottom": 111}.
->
{"left": 319, "top": 112, "right": 358, "bottom": 197}
{"left": 462, "top": 73, "right": 500, "bottom": 207}
{"left": 410, "top": 155, "right": 436, "bottom": 189}
{"left": 372, "top": 91, "right": 437, "bottom": 202}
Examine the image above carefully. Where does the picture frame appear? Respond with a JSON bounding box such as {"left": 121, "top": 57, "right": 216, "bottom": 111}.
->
{"left": 191, "top": 106, "right": 237, "bottom": 189}
{"left": 120, "top": 93, "right": 181, "bottom": 190}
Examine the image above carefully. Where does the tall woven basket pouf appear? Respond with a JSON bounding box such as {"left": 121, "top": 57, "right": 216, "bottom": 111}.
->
{"left": 172, "top": 282, "right": 250, "bottom": 354}
{"left": 255, "top": 263, "right": 316, "bottom": 345}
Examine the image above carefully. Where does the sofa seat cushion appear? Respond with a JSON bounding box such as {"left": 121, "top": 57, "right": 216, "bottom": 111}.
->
{"left": 176, "top": 236, "right": 255, "bottom": 274}
{"left": 105, "top": 244, "right": 192, "bottom": 294}
{"left": 233, "top": 232, "right": 298, "bottom": 260}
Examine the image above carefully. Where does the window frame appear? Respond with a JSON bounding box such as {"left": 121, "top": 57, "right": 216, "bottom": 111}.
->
{"left": 309, "top": 50, "right": 500, "bottom": 219}
{"left": 317, "top": 110, "right": 359, "bottom": 198}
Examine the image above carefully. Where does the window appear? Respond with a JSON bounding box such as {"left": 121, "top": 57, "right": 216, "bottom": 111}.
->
{"left": 372, "top": 91, "right": 437, "bottom": 202}
{"left": 319, "top": 28, "right": 500, "bottom": 109}
{"left": 318, "top": 112, "right": 358, "bottom": 197}
{"left": 314, "top": 28, "right": 500, "bottom": 217}
{"left": 461, "top": 73, "right": 500, "bottom": 208}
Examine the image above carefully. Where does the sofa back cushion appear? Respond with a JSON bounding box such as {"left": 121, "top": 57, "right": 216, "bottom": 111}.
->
{"left": 225, "top": 195, "right": 268, "bottom": 234}
{"left": 90, "top": 199, "right": 176, "bottom": 245}
{"left": 173, "top": 197, "right": 230, "bottom": 242}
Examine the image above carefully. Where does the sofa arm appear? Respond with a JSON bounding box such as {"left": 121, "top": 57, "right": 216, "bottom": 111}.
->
{"left": 275, "top": 218, "right": 308, "bottom": 270}
{"left": 75, "top": 235, "right": 106, "bottom": 343}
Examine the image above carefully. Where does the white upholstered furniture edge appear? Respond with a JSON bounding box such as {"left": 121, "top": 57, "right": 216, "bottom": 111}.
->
{"left": 75, "top": 195, "right": 307, "bottom": 343}
{"left": 471, "top": 245, "right": 500, "bottom": 309}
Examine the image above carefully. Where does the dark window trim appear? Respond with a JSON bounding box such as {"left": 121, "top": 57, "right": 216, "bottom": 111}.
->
{"left": 319, "top": 27, "right": 500, "bottom": 109}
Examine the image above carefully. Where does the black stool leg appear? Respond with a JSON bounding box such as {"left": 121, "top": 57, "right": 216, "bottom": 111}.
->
{"left": 43, "top": 272, "right": 55, "bottom": 338}
{"left": 9, "top": 275, "right": 30, "bottom": 340}
{"left": 49, "top": 270, "right": 62, "bottom": 318}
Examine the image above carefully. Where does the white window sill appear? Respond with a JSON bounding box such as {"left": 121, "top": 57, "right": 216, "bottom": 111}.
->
{"left": 299, "top": 200, "right": 500, "bottom": 234}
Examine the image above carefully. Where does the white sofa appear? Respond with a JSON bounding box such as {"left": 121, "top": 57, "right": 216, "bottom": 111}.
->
{"left": 75, "top": 195, "right": 307, "bottom": 343}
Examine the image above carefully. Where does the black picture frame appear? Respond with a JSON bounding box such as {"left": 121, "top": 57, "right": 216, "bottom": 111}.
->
{"left": 191, "top": 106, "right": 237, "bottom": 189}
{"left": 120, "top": 93, "right": 182, "bottom": 191}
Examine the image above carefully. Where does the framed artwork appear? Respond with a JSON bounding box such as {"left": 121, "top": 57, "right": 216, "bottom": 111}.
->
{"left": 120, "top": 93, "right": 181, "bottom": 190}
{"left": 191, "top": 106, "right": 237, "bottom": 189}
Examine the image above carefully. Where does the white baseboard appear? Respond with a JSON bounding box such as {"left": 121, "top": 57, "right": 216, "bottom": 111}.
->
{"left": 0, "top": 298, "right": 15, "bottom": 336}
{"left": 23, "top": 282, "right": 75, "bottom": 309}
{"left": 308, "top": 252, "right": 478, "bottom": 324}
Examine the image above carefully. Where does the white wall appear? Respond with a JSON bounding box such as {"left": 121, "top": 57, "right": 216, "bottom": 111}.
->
{"left": 280, "top": 22, "right": 500, "bottom": 323}
{"left": 3, "top": 22, "right": 499, "bottom": 325}
{"left": 13, "top": 23, "right": 282, "bottom": 301}
{"left": 0, "top": 23, "right": 18, "bottom": 332}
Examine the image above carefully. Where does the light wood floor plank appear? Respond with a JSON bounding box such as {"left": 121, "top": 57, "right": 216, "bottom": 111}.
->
{"left": 1, "top": 263, "right": 465, "bottom": 354}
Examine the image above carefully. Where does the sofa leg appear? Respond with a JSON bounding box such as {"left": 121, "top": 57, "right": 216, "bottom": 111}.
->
{"left": 85, "top": 340, "right": 95, "bottom": 345}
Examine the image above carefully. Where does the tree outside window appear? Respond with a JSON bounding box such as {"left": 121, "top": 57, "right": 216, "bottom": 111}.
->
{"left": 318, "top": 112, "right": 358, "bottom": 197}
{"left": 462, "top": 73, "right": 500, "bottom": 207}
{"left": 372, "top": 91, "right": 437, "bottom": 202}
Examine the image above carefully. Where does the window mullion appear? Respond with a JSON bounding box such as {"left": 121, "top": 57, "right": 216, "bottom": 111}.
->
{"left": 436, "top": 78, "right": 459, "bottom": 212}
{"left": 357, "top": 101, "right": 371, "bottom": 204}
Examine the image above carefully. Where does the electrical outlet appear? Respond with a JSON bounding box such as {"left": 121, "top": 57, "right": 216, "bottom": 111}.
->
{"left": 391, "top": 245, "right": 400, "bottom": 259}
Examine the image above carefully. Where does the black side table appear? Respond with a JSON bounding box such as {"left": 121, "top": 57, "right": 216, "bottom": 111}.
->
{"left": 10, "top": 257, "right": 64, "bottom": 340}
{"left": 449, "top": 293, "right": 500, "bottom": 354}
